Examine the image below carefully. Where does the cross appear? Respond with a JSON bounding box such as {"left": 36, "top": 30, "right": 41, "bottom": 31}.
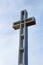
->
{"left": 13, "top": 10, "right": 36, "bottom": 65}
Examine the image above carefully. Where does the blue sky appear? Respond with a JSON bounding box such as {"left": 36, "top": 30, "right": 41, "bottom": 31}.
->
{"left": 0, "top": 0, "right": 43, "bottom": 65}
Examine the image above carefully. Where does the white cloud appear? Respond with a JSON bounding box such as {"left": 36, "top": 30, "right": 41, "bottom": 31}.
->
{"left": 0, "top": 0, "right": 43, "bottom": 65}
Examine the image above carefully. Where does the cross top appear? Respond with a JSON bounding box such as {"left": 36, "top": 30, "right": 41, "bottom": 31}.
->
{"left": 20, "top": 10, "right": 28, "bottom": 20}
{"left": 13, "top": 10, "right": 36, "bottom": 30}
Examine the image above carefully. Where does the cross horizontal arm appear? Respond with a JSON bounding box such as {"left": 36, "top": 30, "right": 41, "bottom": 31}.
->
{"left": 13, "top": 17, "right": 36, "bottom": 30}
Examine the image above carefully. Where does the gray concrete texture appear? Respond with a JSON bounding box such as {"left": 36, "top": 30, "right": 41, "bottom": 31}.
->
{"left": 13, "top": 10, "right": 36, "bottom": 65}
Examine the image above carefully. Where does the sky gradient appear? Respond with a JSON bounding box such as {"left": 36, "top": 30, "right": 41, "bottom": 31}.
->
{"left": 0, "top": 0, "right": 43, "bottom": 65}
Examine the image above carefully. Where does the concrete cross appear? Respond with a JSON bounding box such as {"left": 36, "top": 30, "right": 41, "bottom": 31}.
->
{"left": 13, "top": 10, "right": 36, "bottom": 65}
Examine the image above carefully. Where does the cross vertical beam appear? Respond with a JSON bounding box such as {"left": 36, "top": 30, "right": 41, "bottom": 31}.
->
{"left": 19, "top": 10, "right": 28, "bottom": 65}
{"left": 13, "top": 10, "right": 36, "bottom": 65}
